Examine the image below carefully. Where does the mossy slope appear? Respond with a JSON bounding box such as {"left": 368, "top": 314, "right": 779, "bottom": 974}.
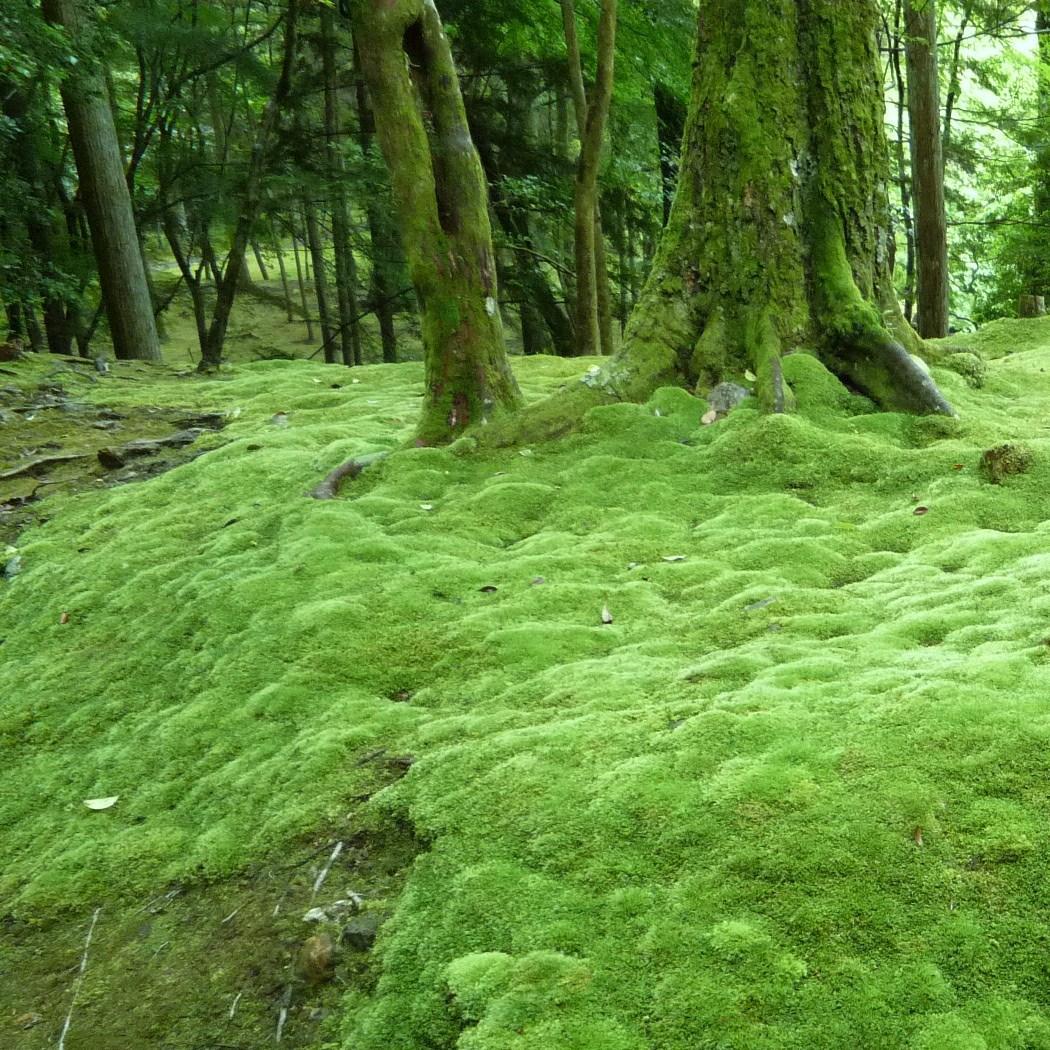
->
{"left": 4, "top": 330, "right": 1050, "bottom": 1048}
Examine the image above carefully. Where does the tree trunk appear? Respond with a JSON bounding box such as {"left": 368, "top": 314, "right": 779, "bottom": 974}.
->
{"left": 304, "top": 199, "right": 336, "bottom": 363}
{"left": 351, "top": 0, "right": 522, "bottom": 444}
{"left": 291, "top": 227, "right": 315, "bottom": 342}
{"left": 477, "top": 0, "right": 951, "bottom": 449}
{"left": 561, "top": 0, "right": 617, "bottom": 357}
{"left": 352, "top": 32, "right": 401, "bottom": 363}
{"left": 905, "top": 0, "right": 950, "bottom": 338}
{"left": 889, "top": 3, "right": 916, "bottom": 325}
{"left": 320, "top": 4, "right": 363, "bottom": 366}
{"left": 41, "top": 0, "right": 161, "bottom": 362}
{"left": 270, "top": 220, "right": 295, "bottom": 323}
{"left": 1025, "top": 1, "right": 1050, "bottom": 304}
{"left": 200, "top": 0, "right": 299, "bottom": 369}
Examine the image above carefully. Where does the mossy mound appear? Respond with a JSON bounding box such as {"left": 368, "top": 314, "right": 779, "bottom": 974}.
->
{"left": 5, "top": 327, "right": 1050, "bottom": 1047}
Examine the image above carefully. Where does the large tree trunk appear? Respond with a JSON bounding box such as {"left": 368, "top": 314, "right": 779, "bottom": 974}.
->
{"left": 41, "top": 0, "right": 161, "bottom": 362}
{"left": 477, "top": 0, "right": 951, "bottom": 449}
{"left": 352, "top": 0, "right": 522, "bottom": 445}
{"left": 904, "top": 0, "right": 950, "bottom": 338}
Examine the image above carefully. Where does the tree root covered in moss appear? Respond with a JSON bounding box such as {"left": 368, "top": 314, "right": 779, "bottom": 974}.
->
{"left": 309, "top": 451, "right": 388, "bottom": 499}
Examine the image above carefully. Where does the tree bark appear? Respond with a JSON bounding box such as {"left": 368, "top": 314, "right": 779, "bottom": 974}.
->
{"left": 304, "top": 199, "right": 336, "bottom": 363}
{"left": 889, "top": 3, "right": 916, "bottom": 325}
{"left": 905, "top": 0, "right": 950, "bottom": 338}
{"left": 41, "top": 0, "right": 161, "bottom": 362}
{"left": 351, "top": 0, "right": 522, "bottom": 444}
{"left": 475, "top": 0, "right": 951, "bottom": 450}
{"left": 561, "top": 0, "right": 617, "bottom": 357}
{"left": 352, "top": 32, "right": 401, "bottom": 363}
{"left": 199, "top": 0, "right": 299, "bottom": 369}
{"left": 320, "top": 4, "right": 363, "bottom": 366}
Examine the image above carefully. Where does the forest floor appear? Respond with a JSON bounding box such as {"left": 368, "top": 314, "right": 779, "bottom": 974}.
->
{"left": 4, "top": 314, "right": 1050, "bottom": 1048}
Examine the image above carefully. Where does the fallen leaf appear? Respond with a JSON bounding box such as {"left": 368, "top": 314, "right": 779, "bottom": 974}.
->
{"left": 952, "top": 463, "right": 965, "bottom": 471}
{"left": 84, "top": 796, "right": 119, "bottom": 810}
{"left": 531, "top": 576, "right": 546, "bottom": 586}
{"left": 15, "top": 1013, "right": 43, "bottom": 1031}
{"left": 913, "top": 826, "right": 924, "bottom": 847}
{"left": 420, "top": 503, "right": 434, "bottom": 512}
{"left": 744, "top": 369, "right": 757, "bottom": 382}
{"left": 519, "top": 449, "right": 534, "bottom": 457}
{"left": 59, "top": 611, "right": 69, "bottom": 625}
{"left": 701, "top": 409, "right": 718, "bottom": 426}
{"left": 479, "top": 585, "right": 498, "bottom": 593}
{"left": 662, "top": 555, "right": 687, "bottom": 563}
{"left": 601, "top": 604, "right": 614, "bottom": 625}
{"left": 745, "top": 597, "right": 777, "bottom": 612}
{"left": 271, "top": 412, "right": 289, "bottom": 428}
{"left": 913, "top": 506, "right": 929, "bottom": 517}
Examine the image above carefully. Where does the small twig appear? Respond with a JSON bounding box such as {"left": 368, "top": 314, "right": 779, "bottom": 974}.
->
{"left": 57, "top": 907, "right": 101, "bottom": 1050}
{"left": 228, "top": 990, "right": 243, "bottom": 1020}
{"left": 311, "top": 841, "right": 344, "bottom": 898}
{"left": 309, "top": 451, "right": 388, "bottom": 499}
{"left": 221, "top": 905, "right": 243, "bottom": 924}
{"left": 275, "top": 984, "right": 292, "bottom": 1043}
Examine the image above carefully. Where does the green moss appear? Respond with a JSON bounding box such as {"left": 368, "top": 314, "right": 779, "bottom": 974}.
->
{"left": 7, "top": 322, "right": 1050, "bottom": 1045}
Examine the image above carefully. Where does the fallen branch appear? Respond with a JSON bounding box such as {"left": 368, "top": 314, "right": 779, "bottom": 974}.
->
{"left": 309, "top": 451, "right": 388, "bottom": 500}
{"left": 57, "top": 907, "right": 101, "bottom": 1050}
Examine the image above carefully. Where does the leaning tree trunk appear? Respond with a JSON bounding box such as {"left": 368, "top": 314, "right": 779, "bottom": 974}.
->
{"left": 352, "top": 0, "right": 521, "bottom": 444}
{"left": 904, "top": 0, "right": 950, "bottom": 338}
{"left": 475, "top": 0, "right": 951, "bottom": 449}
{"left": 41, "top": 0, "right": 161, "bottom": 362}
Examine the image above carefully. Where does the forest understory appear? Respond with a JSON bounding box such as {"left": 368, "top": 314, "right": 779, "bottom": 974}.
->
{"left": 5, "top": 307, "right": 1050, "bottom": 1048}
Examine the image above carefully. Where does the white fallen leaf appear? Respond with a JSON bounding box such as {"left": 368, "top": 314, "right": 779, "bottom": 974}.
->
{"left": 352, "top": 378, "right": 362, "bottom": 384}
{"left": 702, "top": 409, "right": 718, "bottom": 426}
{"left": 653, "top": 408, "right": 662, "bottom": 417}
{"left": 420, "top": 503, "right": 434, "bottom": 512}
{"left": 662, "top": 555, "right": 687, "bottom": 563}
{"left": 744, "top": 369, "right": 757, "bottom": 382}
{"left": 271, "top": 412, "right": 289, "bottom": 428}
{"left": 601, "top": 604, "right": 614, "bottom": 625}
{"left": 84, "top": 796, "right": 119, "bottom": 810}
{"left": 519, "top": 449, "right": 534, "bottom": 457}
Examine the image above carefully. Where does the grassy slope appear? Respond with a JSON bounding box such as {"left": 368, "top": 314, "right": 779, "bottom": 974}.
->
{"left": 5, "top": 319, "right": 1050, "bottom": 1047}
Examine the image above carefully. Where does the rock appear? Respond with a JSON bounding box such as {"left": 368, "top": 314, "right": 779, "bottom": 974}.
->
{"left": 97, "top": 429, "right": 206, "bottom": 470}
{"left": 3, "top": 554, "right": 22, "bottom": 579}
{"left": 341, "top": 911, "right": 384, "bottom": 952}
{"left": 302, "top": 895, "right": 363, "bottom": 924}
{"left": 706, "top": 382, "right": 750, "bottom": 416}
{"left": 980, "top": 443, "right": 1034, "bottom": 484}
{"left": 296, "top": 933, "right": 336, "bottom": 985}
{"left": 0, "top": 342, "right": 24, "bottom": 363}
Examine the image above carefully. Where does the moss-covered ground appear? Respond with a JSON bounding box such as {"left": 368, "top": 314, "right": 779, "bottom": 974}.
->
{"left": 4, "top": 317, "right": 1050, "bottom": 1047}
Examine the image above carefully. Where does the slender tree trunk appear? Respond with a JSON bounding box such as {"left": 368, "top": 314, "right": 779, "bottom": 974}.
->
{"left": 352, "top": 0, "right": 522, "bottom": 444}
{"left": 561, "top": 0, "right": 617, "bottom": 357}
{"left": 200, "top": 0, "right": 299, "bottom": 369}
{"left": 321, "top": 5, "right": 363, "bottom": 366}
{"left": 941, "top": 1, "right": 973, "bottom": 163}
{"left": 1026, "top": 1, "right": 1050, "bottom": 303}
{"left": 251, "top": 240, "right": 270, "bottom": 281}
{"left": 291, "top": 227, "right": 315, "bottom": 342}
{"left": 890, "top": 2, "right": 916, "bottom": 324}
{"left": 352, "top": 33, "right": 400, "bottom": 363}
{"left": 905, "top": 0, "right": 950, "bottom": 338}
{"left": 41, "top": 0, "right": 161, "bottom": 361}
{"left": 270, "top": 220, "right": 295, "bottom": 323}
{"left": 304, "top": 199, "right": 336, "bottom": 363}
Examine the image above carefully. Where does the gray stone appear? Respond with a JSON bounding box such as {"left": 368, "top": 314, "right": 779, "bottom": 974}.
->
{"left": 707, "top": 382, "right": 751, "bottom": 415}
{"left": 342, "top": 911, "right": 384, "bottom": 952}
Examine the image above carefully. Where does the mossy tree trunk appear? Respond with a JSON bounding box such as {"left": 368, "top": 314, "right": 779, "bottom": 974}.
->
{"left": 41, "top": 0, "right": 161, "bottom": 362}
{"left": 351, "top": 0, "right": 522, "bottom": 444}
{"left": 904, "top": 0, "right": 949, "bottom": 338}
{"left": 562, "top": 0, "right": 617, "bottom": 358}
{"left": 476, "top": 0, "right": 951, "bottom": 449}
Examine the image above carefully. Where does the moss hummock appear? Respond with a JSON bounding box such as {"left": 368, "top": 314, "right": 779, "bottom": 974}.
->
{"left": 4, "top": 330, "right": 1050, "bottom": 1047}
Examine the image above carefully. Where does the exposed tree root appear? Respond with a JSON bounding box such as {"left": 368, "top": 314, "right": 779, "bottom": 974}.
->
{"left": 309, "top": 451, "right": 388, "bottom": 500}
